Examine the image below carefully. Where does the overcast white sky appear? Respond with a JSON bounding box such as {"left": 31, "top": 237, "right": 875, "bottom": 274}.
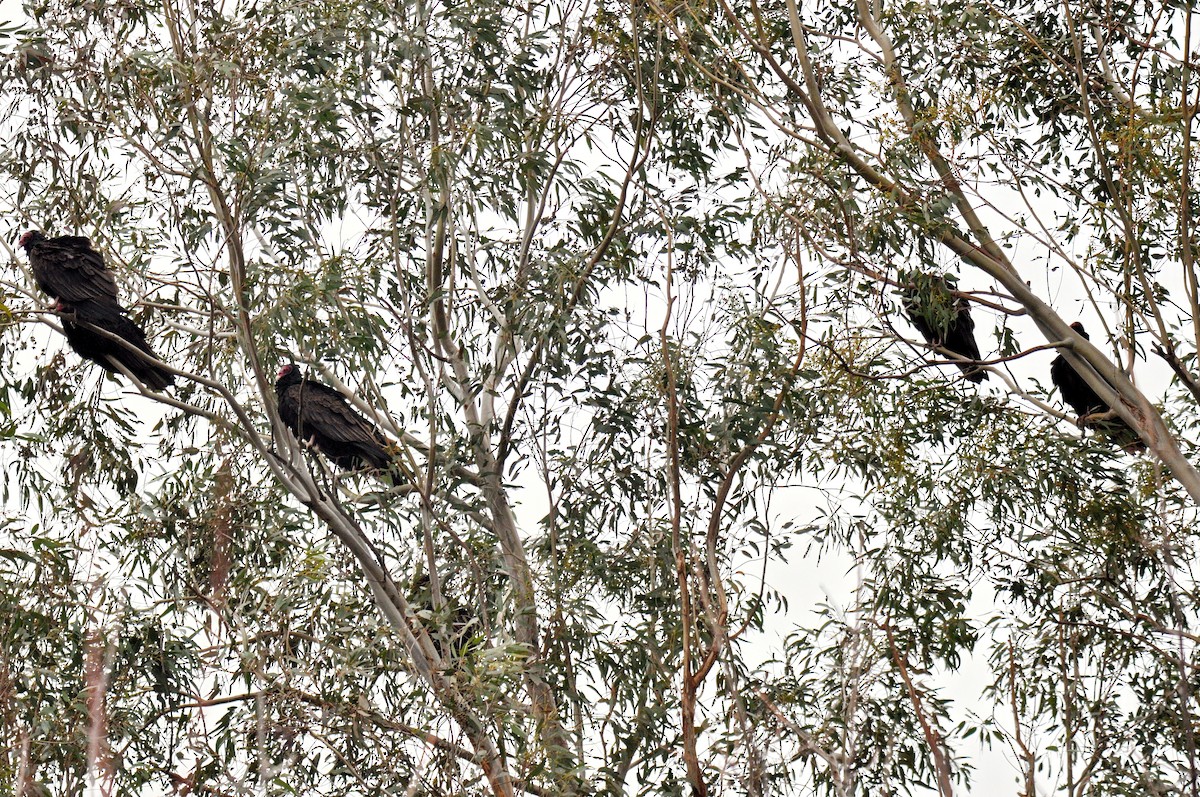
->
{"left": 1, "top": 0, "right": 23, "bottom": 25}
{"left": 2, "top": 1, "right": 1174, "bottom": 793}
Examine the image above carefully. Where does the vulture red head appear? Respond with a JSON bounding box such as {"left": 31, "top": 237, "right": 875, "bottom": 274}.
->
{"left": 18, "top": 230, "right": 42, "bottom": 249}
{"left": 276, "top": 364, "right": 303, "bottom": 388}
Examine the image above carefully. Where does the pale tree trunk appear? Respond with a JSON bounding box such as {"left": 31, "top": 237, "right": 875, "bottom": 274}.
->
{"left": 724, "top": 0, "right": 1200, "bottom": 504}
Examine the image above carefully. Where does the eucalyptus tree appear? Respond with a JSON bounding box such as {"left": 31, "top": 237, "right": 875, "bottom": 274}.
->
{"left": 629, "top": 0, "right": 1200, "bottom": 795}
{"left": 0, "top": 0, "right": 792, "bottom": 793}
{"left": 2, "top": 0, "right": 1199, "bottom": 795}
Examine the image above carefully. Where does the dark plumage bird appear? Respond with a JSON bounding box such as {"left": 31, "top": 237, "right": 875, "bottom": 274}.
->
{"left": 902, "top": 273, "right": 989, "bottom": 382}
{"left": 20, "top": 230, "right": 174, "bottom": 387}
{"left": 275, "top": 364, "right": 395, "bottom": 471}
{"left": 1050, "top": 322, "right": 1143, "bottom": 452}
{"left": 20, "top": 231, "right": 121, "bottom": 309}
{"left": 56, "top": 300, "right": 175, "bottom": 390}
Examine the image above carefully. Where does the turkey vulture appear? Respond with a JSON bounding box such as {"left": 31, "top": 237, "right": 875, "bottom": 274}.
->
{"left": 20, "top": 231, "right": 121, "bottom": 309}
{"left": 902, "top": 273, "right": 989, "bottom": 382}
{"left": 1050, "top": 322, "right": 1143, "bottom": 452}
{"left": 56, "top": 300, "right": 175, "bottom": 390}
{"left": 275, "top": 364, "right": 394, "bottom": 471}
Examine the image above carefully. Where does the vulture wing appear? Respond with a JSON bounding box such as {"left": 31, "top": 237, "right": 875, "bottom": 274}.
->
{"left": 1050, "top": 353, "right": 1105, "bottom": 419}
{"left": 902, "top": 275, "right": 989, "bottom": 382}
{"left": 1050, "top": 327, "right": 1143, "bottom": 452}
{"left": 27, "top": 234, "right": 121, "bottom": 308}
{"left": 278, "top": 376, "right": 392, "bottom": 470}
{"left": 59, "top": 300, "right": 174, "bottom": 390}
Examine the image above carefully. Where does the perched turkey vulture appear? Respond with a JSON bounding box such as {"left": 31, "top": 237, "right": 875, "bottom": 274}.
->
{"left": 20, "top": 231, "right": 121, "bottom": 309}
{"left": 56, "top": 300, "right": 175, "bottom": 390}
{"left": 22, "top": 230, "right": 174, "bottom": 388}
{"left": 1050, "top": 322, "right": 1143, "bottom": 452}
{"left": 902, "top": 273, "right": 989, "bottom": 382}
{"left": 275, "top": 364, "right": 394, "bottom": 471}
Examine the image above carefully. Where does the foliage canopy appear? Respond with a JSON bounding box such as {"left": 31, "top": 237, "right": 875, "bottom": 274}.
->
{"left": 2, "top": 0, "right": 1200, "bottom": 795}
